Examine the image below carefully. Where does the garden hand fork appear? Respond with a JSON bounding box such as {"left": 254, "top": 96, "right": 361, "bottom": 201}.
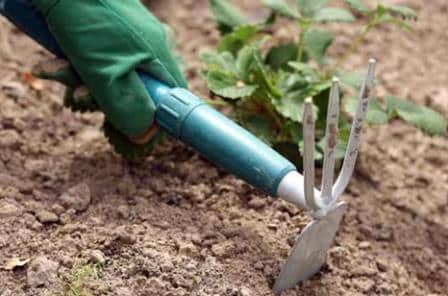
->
{"left": 273, "top": 59, "right": 376, "bottom": 294}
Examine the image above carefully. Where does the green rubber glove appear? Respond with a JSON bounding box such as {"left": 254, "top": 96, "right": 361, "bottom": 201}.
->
{"left": 32, "top": 0, "right": 187, "bottom": 138}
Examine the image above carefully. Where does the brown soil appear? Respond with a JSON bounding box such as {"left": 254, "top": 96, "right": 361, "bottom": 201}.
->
{"left": 0, "top": 0, "right": 447, "bottom": 295}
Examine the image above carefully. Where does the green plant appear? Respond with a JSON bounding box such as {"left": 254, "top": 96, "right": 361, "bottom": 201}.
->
{"left": 204, "top": 0, "right": 446, "bottom": 165}
{"left": 66, "top": 264, "right": 103, "bottom": 296}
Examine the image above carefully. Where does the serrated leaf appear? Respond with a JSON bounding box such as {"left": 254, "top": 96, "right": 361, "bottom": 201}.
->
{"left": 216, "top": 84, "right": 258, "bottom": 99}
{"left": 278, "top": 73, "right": 309, "bottom": 93}
{"left": 303, "top": 28, "right": 334, "bottom": 65}
{"left": 344, "top": 0, "right": 369, "bottom": 14}
{"left": 386, "top": 96, "right": 447, "bottom": 135}
{"left": 205, "top": 70, "right": 257, "bottom": 99}
{"left": 345, "top": 97, "right": 389, "bottom": 124}
{"left": 272, "top": 89, "right": 319, "bottom": 123}
{"left": 236, "top": 45, "right": 257, "bottom": 80}
{"left": 201, "top": 51, "right": 238, "bottom": 74}
{"left": 265, "top": 43, "right": 298, "bottom": 70}
{"left": 288, "top": 62, "right": 319, "bottom": 80}
{"left": 272, "top": 92, "right": 306, "bottom": 122}
{"left": 252, "top": 54, "right": 282, "bottom": 99}
{"left": 218, "top": 25, "right": 258, "bottom": 54}
{"left": 296, "top": 0, "right": 329, "bottom": 17}
{"left": 209, "top": 0, "right": 247, "bottom": 34}
{"left": 337, "top": 70, "right": 366, "bottom": 90}
{"left": 386, "top": 5, "right": 417, "bottom": 20}
{"left": 313, "top": 8, "right": 355, "bottom": 23}
{"left": 262, "top": 0, "right": 300, "bottom": 19}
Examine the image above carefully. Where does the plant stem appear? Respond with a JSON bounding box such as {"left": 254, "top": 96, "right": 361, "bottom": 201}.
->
{"left": 335, "top": 23, "right": 373, "bottom": 69}
{"left": 297, "top": 19, "right": 310, "bottom": 63}
{"left": 203, "top": 98, "right": 229, "bottom": 106}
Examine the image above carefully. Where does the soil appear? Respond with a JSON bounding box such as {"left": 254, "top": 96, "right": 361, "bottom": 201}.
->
{"left": 0, "top": 0, "right": 447, "bottom": 295}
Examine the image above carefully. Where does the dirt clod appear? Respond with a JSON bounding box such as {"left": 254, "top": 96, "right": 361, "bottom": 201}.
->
{"left": 34, "top": 209, "right": 59, "bottom": 223}
{"left": 0, "top": 199, "right": 22, "bottom": 218}
{"left": 26, "top": 256, "right": 58, "bottom": 288}
{"left": 59, "top": 183, "right": 91, "bottom": 212}
{"left": 178, "top": 242, "right": 199, "bottom": 258}
{"left": 88, "top": 249, "right": 106, "bottom": 265}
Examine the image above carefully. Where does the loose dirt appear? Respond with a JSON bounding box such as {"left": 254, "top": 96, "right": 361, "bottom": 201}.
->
{"left": 0, "top": 0, "right": 447, "bottom": 295}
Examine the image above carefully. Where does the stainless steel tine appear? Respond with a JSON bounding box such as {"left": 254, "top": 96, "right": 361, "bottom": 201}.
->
{"left": 303, "top": 98, "right": 320, "bottom": 211}
{"left": 321, "top": 78, "right": 340, "bottom": 204}
{"left": 332, "top": 59, "right": 376, "bottom": 199}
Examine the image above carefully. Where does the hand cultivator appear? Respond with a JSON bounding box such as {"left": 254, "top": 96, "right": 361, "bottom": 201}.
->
{"left": 1, "top": 0, "right": 375, "bottom": 293}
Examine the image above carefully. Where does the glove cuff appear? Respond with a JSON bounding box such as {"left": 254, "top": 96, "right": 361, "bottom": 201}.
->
{"left": 32, "top": 0, "right": 61, "bottom": 17}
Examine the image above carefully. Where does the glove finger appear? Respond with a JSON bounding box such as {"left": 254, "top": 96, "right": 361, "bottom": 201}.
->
{"left": 96, "top": 70, "right": 157, "bottom": 137}
{"left": 32, "top": 58, "right": 82, "bottom": 88}
{"left": 128, "top": 124, "right": 159, "bottom": 145}
{"left": 138, "top": 36, "right": 188, "bottom": 89}
{"left": 139, "top": 59, "right": 188, "bottom": 89}
{"left": 63, "top": 85, "right": 100, "bottom": 112}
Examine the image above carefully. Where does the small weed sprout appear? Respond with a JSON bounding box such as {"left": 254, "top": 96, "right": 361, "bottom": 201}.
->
{"left": 66, "top": 264, "right": 103, "bottom": 296}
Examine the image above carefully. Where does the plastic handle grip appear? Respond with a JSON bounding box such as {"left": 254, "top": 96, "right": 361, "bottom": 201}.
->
{"left": 0, "top": 0, "right": 297, "bottom": 196}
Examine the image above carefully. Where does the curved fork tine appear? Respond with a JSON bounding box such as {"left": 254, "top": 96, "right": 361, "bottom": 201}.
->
{"left": 321, "top": 78, "right": 340, "bottom": 203}
{"left": 303, "top": 98, "right": 320, "bottom": 211}
{"left": 332, "top": 59, "right": 376, "bottom": 199}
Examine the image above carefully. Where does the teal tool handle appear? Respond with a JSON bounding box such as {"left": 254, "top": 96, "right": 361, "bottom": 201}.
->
{"left": 1, "top": 0, "right": 296, "bottom": 196}
{"left": 141, "top": 77, "right": 296, "bottom": 195}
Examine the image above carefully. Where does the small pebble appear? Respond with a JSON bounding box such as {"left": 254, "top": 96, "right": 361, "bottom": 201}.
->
{"left": 358, "top": 241, "right": 371, "bottom": 249}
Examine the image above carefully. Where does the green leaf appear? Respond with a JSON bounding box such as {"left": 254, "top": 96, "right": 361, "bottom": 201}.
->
{"left": 337, "top": 71, "right": 365, "bottom": 90}
{"left": 260, "top": 12, "right": 277, "bottom": 29}
{"left": 278, "top": 73, "right": 309, "bottom": 93}
{"left": 386, "top": 96, "right": 446, "bottom": 135}
{"left": 201, "top": 51, "right": 238, "bottom": 74}
{"left": 345, "top": 97, "right": 389, "bottom": 125}
{"left": 303, "top": 28, "right": 334, "bottom": 65}
{"left": 252, "top": 54, "right": 282, "bottom": 99}
{"left": 262, "top": 0, "right": 300, "bottom": 19}
{"left": 209, "top": 0, "right": 246, "bottom": 34}
{"left": 386, "top": 5, "right": 417, "bottom": 20}
{"left": 236, "top": 45, "right": 257, "bottom": 80}
{"left": 313, "top": 8, "right": 355, "bottom": 23}
{"left": 218, "top": 25, "right": 258, "bottom": 54}
{"left": 205, "top": 70, "right": 257, "bottom": 99}
{"left": 296, "top": 0, "right": 329, "bottom": 17}
{"left": 265, "top": 43, "right": 298, "bottom": 70}
{"left": 288, "top": 62, "right": 319, "bottom": 80}
{"left": 272, "top": 92, "right": 307, "bottom": 122}
{"left": 344, "top": 0, "right": 369, "bottom": 14}
{"left": 272, "top": 87, "right": 320, "bottom": 123}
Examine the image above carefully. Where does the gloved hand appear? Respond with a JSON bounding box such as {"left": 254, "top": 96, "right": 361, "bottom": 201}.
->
{"left": 31, "top": 0, "right": 187, "bottom": 157}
